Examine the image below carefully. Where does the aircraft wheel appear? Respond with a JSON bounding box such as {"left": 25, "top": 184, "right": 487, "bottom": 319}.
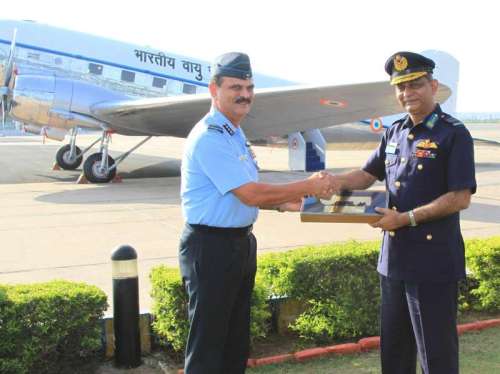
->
{"left": 83, "top": 153, "right": 116, "bottom": 183}
{"left": 56, "top": 144, "right": 83, "bottom": 170}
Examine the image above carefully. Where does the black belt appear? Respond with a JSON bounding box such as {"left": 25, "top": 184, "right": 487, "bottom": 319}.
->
{"left": 187, "top": 224, "right": 253, "bottom": 237}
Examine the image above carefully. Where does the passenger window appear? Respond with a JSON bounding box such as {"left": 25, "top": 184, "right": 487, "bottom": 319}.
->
{"left": 183, "top": 84, "right": 196, "bottom": 95}
{"left": 89, "top": 63, "right": 103, "bottom": 75}
{"left": 121, "top": 70, "right": 135, "bottom": 83}
{"left": 152, "top": 77, "right": 167, "bottom": 88}
{"left": 27, "top": 52, "right": 40, "bottom": 60}
{"left": 167, "top": 80, "right": 183, "bottom": 95}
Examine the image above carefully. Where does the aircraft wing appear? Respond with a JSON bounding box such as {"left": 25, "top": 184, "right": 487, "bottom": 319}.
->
{"left": 91, "top": 81, "right": 451, "bottom": 140}
{"left": 472, "top": 137, "right": 500, "bottom": 147}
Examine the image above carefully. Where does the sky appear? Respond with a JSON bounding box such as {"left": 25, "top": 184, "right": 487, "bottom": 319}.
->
{"left": 4, "top": 0, "right": 499, "bottom": 112}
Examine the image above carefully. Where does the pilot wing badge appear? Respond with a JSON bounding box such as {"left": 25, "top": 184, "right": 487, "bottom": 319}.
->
{"left": 416, "top": 139, "right": 438, "bottom": 149}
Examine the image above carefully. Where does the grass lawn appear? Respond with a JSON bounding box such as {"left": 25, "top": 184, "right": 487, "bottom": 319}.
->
{"left": 248, "top": 326, "right": 500, "bottom": 373}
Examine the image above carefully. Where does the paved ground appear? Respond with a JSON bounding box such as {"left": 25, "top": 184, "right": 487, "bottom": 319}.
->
{"left": 0, "top": 124, "right": 499, "bottom": 314}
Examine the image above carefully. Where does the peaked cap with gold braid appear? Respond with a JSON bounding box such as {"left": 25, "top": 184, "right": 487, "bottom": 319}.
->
{"left": 384, "top": 51, "right": 435, "bottom": 85}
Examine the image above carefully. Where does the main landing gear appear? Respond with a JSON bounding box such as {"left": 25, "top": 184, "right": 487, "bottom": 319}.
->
{"left": 55, "top": 128, "right": 83, "bottom": 170}
{"left": 83, "top": 131, "right": 152, "bottom": 183}
{"left": 54, "top": 128, "right": 153, "bottom": 183}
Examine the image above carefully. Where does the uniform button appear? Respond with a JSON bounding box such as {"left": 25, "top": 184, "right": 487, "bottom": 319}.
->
{"left": 395, "top": 181, "right": 401, "bottom": 188}
{"left": 426, "top": 234, "right": 433, "bottom": 241}
{"left": 417, "top": 164, "right": 423, "bottom": 170}
{"left": 392, "top": 206, "right": 397, "bottom": 211}
{"left": 408, "top": 134, "right": 414, "bottom": 140}
{"left": 389, "top": 231, "right": 395, "bottom": 237}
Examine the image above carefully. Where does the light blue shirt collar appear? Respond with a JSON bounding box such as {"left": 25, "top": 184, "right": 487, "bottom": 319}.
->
{"left": 209, "top": 106, "right": 240, "bottom": 136}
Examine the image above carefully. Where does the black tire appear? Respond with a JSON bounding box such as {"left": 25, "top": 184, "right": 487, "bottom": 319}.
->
{"left": 83, "top": 152, "right": 116, "bottom": 183}
{"left": 56, "top": 144, "right": 83, "bottom": 170}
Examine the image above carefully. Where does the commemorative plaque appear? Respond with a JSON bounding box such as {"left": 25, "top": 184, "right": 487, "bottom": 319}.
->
{"left": 300, "top": 190, "right": 387, "bottom": 223}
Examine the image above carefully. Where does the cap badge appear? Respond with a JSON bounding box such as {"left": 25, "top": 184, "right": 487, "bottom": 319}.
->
{"left": 394, "top": 55, "right": 408, "bottom": 72}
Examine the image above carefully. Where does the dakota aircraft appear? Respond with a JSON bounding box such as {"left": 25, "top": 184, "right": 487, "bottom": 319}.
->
{"left": 0, "top": 20, "right": 452, "bottom": 182}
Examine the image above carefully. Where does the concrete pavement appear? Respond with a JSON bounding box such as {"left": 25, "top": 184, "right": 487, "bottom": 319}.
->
{"left": 1, "top": 124, "right": 499, "bottom": 313}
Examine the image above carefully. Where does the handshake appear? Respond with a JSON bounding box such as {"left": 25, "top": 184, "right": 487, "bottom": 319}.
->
{"left": 307, "top": 171, "right": 342, "bottom": 200}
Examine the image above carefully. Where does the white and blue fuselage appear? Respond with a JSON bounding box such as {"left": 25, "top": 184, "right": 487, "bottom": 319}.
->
{"left": 0, "top": 20, "right": 290, "bottom": 102}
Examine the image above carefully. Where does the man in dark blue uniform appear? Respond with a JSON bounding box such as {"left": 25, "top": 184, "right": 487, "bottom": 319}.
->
{"left": 327, "top": 52, "right": 476, "bottom": 373}
{"left": 180, "top": 52, "right": 333, "bottom": 374}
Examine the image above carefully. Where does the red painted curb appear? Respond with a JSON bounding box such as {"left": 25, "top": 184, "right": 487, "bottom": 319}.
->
{"left": 178, "top": 318, "right": 500, "bottom": 371}
{"left": 325, "top": 342, "right": 361, "bottom": 355}
{"left": 254, "top": 353, "right": 294, "bottom": 366}
{"left": 457, "top": 325, "right": 466, "bottom": 336}
{"left": 480, "top": 319, "right": 500, "bottom": 329}
{"left": 294, "top": 347, "right": 329, "bottom": 362}
{"left": 458, "top": 322, "right": 481, "bottom": 335}
{"left": 358, "top": 336, "right": 381, "bottom": 351}
{"left": 475, "top": 321, "right": 489, "bottom": 330}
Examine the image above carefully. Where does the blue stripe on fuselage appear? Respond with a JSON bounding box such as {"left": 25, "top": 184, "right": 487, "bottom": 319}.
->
{"left": 0, "top": 38, "right": 209, "bottom": 88}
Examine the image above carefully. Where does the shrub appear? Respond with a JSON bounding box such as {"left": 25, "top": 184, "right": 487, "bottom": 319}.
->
{"left": 0, "top": 280, "right": 107, "bottom": 374}
{"left": 258, "top": 241, "right": 380, "bottom": 343}
{"left": 150, "top": 265, "right": 270, "bottom": 353}
{"left": 150, "top": 237, "right": 500, "bottom": 349}
{"left": 150, "top": 266, "right": 189, "bottom": 353}
{"left": 465, "top": 237, "right": 500, "bottom": 311}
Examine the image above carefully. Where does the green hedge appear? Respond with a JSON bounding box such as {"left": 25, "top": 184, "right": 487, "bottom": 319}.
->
{"left": 150, "top": 237, "right": 500, "bottom": 348}
{"left": 150, "top": 267, "right": 189, "bottom": 352}
{"left": 150, "top": 265, "right": 270, "bottom": 353}
{"left": 465, "top": 237, "right": 500, "bottom": 311}
{"left": 258, "top": 241, "right": 380, "bottom": 343}
{"left": 0, "top": 280, "right": 107, "bottom": 374}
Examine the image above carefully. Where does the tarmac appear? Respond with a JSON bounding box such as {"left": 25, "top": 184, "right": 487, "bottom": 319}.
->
{"left": 0, "top": 123, "right": 499, "bottom": 314}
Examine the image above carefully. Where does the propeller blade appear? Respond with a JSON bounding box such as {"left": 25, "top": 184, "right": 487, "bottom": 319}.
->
{"left": 3, "top": 28, "right": 17, "bottom": 88}
{"left": 0, "top": 28, "right": 18, "bottom": 129}
{"left": 1, "top": 98, "right": 5, "bottom": 129}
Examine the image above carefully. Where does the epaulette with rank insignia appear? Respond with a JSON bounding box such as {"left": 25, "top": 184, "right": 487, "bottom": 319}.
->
{"left": 207, "top": 124, "right": 223, "bottom": 134}
{"left": 440, "top": 113, "right": 464, "bottom": 127}
{"left": 222, "top": 123, "right": 235, "bottom": 136}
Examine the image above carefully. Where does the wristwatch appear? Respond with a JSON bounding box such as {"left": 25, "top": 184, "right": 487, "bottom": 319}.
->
{"left": 408, "top": 210, "right": 417, "bottom": 227}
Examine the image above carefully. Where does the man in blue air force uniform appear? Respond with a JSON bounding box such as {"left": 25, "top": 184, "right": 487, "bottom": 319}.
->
{"left": 179, "top": 52, "right": 333, "bottom": 374}
{"left": 326, "top": 52, "right": 476, "bottom": 373}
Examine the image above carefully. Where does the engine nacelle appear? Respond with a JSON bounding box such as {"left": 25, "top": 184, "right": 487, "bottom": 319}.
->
{"left": 9, "top": 74, "right": 129, "bottom": 131}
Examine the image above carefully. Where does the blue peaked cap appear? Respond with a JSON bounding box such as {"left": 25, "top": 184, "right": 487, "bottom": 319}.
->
{"left": 212, "top": 52, "right": 252, "bottom": 80}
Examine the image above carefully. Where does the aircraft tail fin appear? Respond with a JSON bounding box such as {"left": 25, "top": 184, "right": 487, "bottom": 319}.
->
{"left": 361, "top": 50, "right": 460, "bottom": 131}
{"left": 422, "top": 50, "right": 459, "bottom": 116}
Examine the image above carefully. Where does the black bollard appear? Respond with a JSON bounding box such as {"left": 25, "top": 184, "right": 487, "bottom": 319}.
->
{"left": 111, "top": 245, "right": 141, "bottom": 368}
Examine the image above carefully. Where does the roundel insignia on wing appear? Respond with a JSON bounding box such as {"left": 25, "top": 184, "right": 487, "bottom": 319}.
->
{"left": 319, "top": 99, "right": 347, "bottom": 108}
{"left": 370, "top": 118, "right": 384, "bottom": 133}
